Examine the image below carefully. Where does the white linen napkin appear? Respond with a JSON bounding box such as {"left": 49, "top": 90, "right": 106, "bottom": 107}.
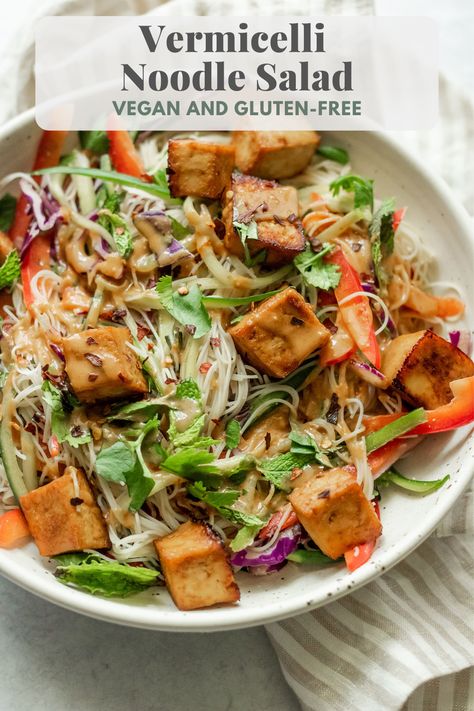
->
{"left": 1, "top": 1, "right": 472, "bottom": 709}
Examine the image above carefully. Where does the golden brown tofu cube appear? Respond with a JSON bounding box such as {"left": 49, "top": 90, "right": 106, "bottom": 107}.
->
{"left": 382, "top": 330, "right": 474, "bottom": 409}
{"left": 63, "top": 326, "right": 147, "bottom": 403}
{"left": 222, "top": 173, "right": 304, "bottom": 265}
{"left": 155, "top": 521, "right": 240, "bottom": 611}
{"left": 289, "top": 468, "right": 381, "bottom": 559}
{"left": 20, "top": 468, "right": 110, "bottom": 557}
{"left": 168, "top": 139, "right": 234, "bottom": 199}
{"left": 233, "top": 131, "right": 320, "bottom": 179}
{"left": 229, "top": 287, "right": 329, "bottom": 378}
{"left": 0, "top": 231, "right": 14, "bottom": 261}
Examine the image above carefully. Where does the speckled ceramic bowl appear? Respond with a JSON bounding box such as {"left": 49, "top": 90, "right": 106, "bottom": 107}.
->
{"left": 0, "top": 108, "right": 472, "bottom": 631}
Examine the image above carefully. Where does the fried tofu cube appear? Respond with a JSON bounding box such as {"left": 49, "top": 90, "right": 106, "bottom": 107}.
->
{"left": 20, "top": 468, "right": 110, "bottom": 556}
{"left": 168, "top": 139, "right": 234, "bottom": 199}
{"left": 382, "top": 330, "right": 474, "bottom": 409}
{"left": 63, "top": 326, "right": 147, "bottom": 403}
{"left": 289, "top": 468, "right": 382, "bottom": 559}
{"left": 229, "top": 287, "right": 329, "bottom": 378}
{"left": 155, "top": 521, "right": 240, "bottom": 611}
{"left": 233, "top": 131, "right": 320, "bottom": 179}
{"left": 222, "top": 173, "right": 305, "bottom": 265}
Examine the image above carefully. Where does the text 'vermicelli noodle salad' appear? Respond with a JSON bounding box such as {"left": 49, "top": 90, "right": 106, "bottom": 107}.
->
{"left": 0, "top": 129, "right": 472, "bottom": 610}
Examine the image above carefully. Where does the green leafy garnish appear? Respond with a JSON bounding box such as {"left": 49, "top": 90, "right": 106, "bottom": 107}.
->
{"left": 317, "top": 146, "right": 349, "bottom": 165}
{"left": 156, "top": 275, "right": 211, "bottom": 338}
{"left": 175, "top": 378, "right": 201, "bottom": 401}
{"left": 95, "top": 440, "right": 135, "bottom": 485}
{"left": 169, "top": 216, "right": 190, "bottom": 240}
{"left": 293, "top": 243, "right": 341, "bottom": 291}
{"left": 188, "top": 480, "right": 240, "bottom": 508}
{"left": 79, "top": 130, "right": 109, "bottom": 155}
{"left": 98, "top": 211, "right": 133, "bottom": 258}
{"left": 0, "top": 194, "right": 17, "bottom": 231}
{"left": 107, "top": 399, "right": 163, "bottom": 422}
{"left": 234, "top": 219, "right": 258, "bottom": 264}
{"left": 287, "top": 549, "right": 341, "bottom": 565}
{"left": 289, "top": 430, "right": 332, "bottom": 467}
{"left": 32, "top": 166, "right": 181, "bottom": 204}
{"left": 55, "top": 554, "right": 160, "bottom": 597}
{"left": 225, "top": 419, "right": 241, "bottom": 450}
{"left": 41, "top": 381, "right": 92, "bottom": 448}
{"left": 257, "top": 451, "right": 313, "bottom": 490}
{"left": 153, "top": 168, "right": 170, "bottom": 196}
{"left": 0, "top": 250, "right": 21, "bottom": 291}
{"left": 230, "top": 525, "right": 261, "bottom": 552}
{"left": 369, "top": 198, "right": 396, "bottom": 285}
{"left": 160, "top": 448, "right": 220, "bottom": 488}
{"left": 365, "top": 409, "right": 427, "bottom": 454}
{"left": 377, "top": 468, "right": 449, "bottom": 494}
{"left": 202, "top": 289, "right": 281, "bottom": 309}
{"left": 330, "top": 174, "right": 374, "bottom": 212}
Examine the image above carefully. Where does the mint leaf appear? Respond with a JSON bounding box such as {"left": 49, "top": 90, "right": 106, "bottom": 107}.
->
{"left": 225, "top": 419, "right": 241, "bottom": 450}
{"left": 222, "top": 509, "right": 265, "bottom": 527}
{"left": 175, "top": 378, "right": 201, "bottom": 401}
{"left": 42, "top": 381, "right": 92, "bottom": 448}
{"left": 161, "top": 448, "right": 220, "bottom": 487}
{"left": 170, "top": 216, "right": 190, "bottom": 240}
{"left": 293, "top": 244, "right": 340, "bottom": 291}
{"left": 79, "top": 130, "right": 109, "bottom": 155}
{"left": 98, "top": 211, "right": 132, "bottom": 258}
{"left": 317, "top": 145, "right": 349, "bottom": 165}
{"left": 257, "top": 452, "right": 313, "bottom": 490}
{"left": 156, "top": 275, "right": 211, "bottom": 339}
{"left": 96, "top": 440, "right": 134, "bottom": 485}
{"left": 369, "top": 198, "right": 396, "bottom": 285}
{"left": 289, "top": 431, "right": 332, "bottom": 466}
{"left": 188, "top": 480, "right": 240, "bottom": 508}
{"left": 0, "top": 194, "right": 17, "bottom": 231}
{"left": 107, "top": 399, "right": 163, "bottom": 422}
{"left": 168, "top": 413, "right": 206, "bottom": 448}
{"left": 55, "top": 557, "right": 160, "bottom": 597}
{"left": 234, "top": 219, "right": 258, "bottom": 264}
{"left": 0, "top": 250, "right": 21, "bottom": 290}
{"left": 330, "top": 174, "right": 374, "bottom": 211}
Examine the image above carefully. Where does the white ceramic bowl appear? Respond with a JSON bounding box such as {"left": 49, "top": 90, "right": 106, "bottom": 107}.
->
{"left": 0, "top": 109, "right": 473, "bottom": 632}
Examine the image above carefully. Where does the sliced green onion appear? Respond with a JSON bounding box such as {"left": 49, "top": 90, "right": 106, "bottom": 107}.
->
{"left": 317, "top": 145, "right": 349, "bottom": 165}
{"left": 365, "top": 408, "right": 427, "bottom": 453}
{"left": 287, "top": 549, "right": 340, "bottom": 565}
{"left": 32, "top": 166, "right": 182, "bottom": 204}
{"left": 202, "top": 289, "right": 281, "bottom": 308}
{"left": 378, "top": 469, "right": 450, "bottom": 494}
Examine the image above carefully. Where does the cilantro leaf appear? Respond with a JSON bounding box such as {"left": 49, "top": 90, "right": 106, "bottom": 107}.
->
{"left": 79, "top": 130, "right": 109, "bottom": 155}
{"left": 161, "top": 448, "right": 220, "bottom": 488}
{"left": 98, "top": 211, "right": 133, "bottom": 258}
{"left": 257, "top": 452, "right": 313, "bottom": 490}
{"left": 293, "top": 244, "right": 340, "bottom": 291}
{"left": 156, "top": 276, "right": 211, "bottom": 339}
{"left": 55, "top": 556, "right": 160, "bottom": 597}
{"left": 175, "top": 378, "right": 201, "bottom": 401}
{"left": 188, "top": 480, "right": 240, "bottom": 508}
{"left": 234, "top": 220, "right": 258, "bottom": 264}
{"left": 42, "top": 381, "right": 92, "bottom": 448}
{"left": 330, "top": 174, "right": 374, "bottom": 212}
{"left": 317, "top": 145, "right": 349, "bottom": 165}
{"left": 0, "top": 194, "right": 17, "bottom": 231}
{"left": 0, "top": 250, "right": 21, "bottom": 291}
{"left": 369, "top": 198, "right": 396, "bottom": 285}
{"left": 225, "top": 419, "right": 241, "bottom": 450}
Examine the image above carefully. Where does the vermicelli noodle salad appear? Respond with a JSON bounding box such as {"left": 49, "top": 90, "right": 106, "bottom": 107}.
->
{"left": 0, "top": 129, "right": 473, "bottom": 610}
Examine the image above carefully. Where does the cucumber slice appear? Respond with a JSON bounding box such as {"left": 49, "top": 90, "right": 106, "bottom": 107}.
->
{"left": 0, "top": 375, "right": 29, "bottom": 502}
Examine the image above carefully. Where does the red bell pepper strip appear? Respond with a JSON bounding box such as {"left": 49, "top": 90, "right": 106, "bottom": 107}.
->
{"left": 367, "top": 436, "right": 421, "bottom": 477}
{"left": 363, "top": 376, "right": 474, "bottom": 437}
{"left": 258, "top": 505, "right": 299, "bottom": 540}
{"left": 106, "top": 130, "right": 150, "bottom": 181}
{"left": 10, "top": 131, "right": 67, "bottom": 250}
{"left": 319, "top": 312, "right": 356, "bottom": 367}
{"left": 325, "top": 247, "right": 381, "bottom": 368}
{"left": 392, "top": 207, "right": 406, "bottom": 233}
{"left": 20, "top": 233, "right": 52, "bottom": 309}
{"left": 344, "top": 500, "right": 380, "bottom": 572}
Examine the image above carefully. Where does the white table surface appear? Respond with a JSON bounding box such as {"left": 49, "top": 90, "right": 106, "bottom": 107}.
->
{"left": 0, "top": 2, "right": 472, "bottom": 711}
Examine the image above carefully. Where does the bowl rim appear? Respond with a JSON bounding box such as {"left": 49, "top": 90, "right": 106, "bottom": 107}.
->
{"left": 0, "top": 107, "right": 472, "bottom": 632}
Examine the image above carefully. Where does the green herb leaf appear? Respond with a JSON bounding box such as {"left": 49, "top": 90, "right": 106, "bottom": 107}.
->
{"left": 41, "top": 381, "right": 92, "bottom": 448}
{"left": 32, "top": 166, "right": 181, "bottom": 204}
{"left": 365, "top": 408, "right": 427, "bottom": 454}
{"left": 202, "top": 289, "right": 281, "bottom": 309}
{"left": 257, "top": 452, "right": 313, "bottom": 490}
{"left": 377, "top": 468, "right": 449, "bottom": 494}
{"left": 287, "top": 548, "right": 341, "bottom": 565}
{"left": 107, "top": 399, "right": 163, "bottom": 422}
{"left": 98, "top": 211, "right": 133, "bottom": 258}
{"left": 175, "top": 378, "right": 201, "bottom": 401}
{"left": 293, "top": 244, "right": 340, "bottom": 291}
{"left": 225, "top": 419, "right": 241, "bottom": 450}
{"left": 330, "top": 174, "right": 374, "bottom": 212}
{"left": 0, "top": 194, "right": 17, "bottom": 232}
{"left": 79, "top": 130, "right": 109, "bottom": 155}
{"left": 234, "top": 219, "right": 259, "bottom": 264}
{"left": 154, "top": 168, "right": 170, "bottom": 196}
{"left": 95, "top": 440, "right": 135, "bottom": 485}
{"left": 156, "top": 275, "right": 211, "bottom": 338}
{"left": 169, "top": 216, "right": 191, "bottom": 240}
{"left": 161, "top": 448, "right": 220, "bottom": 488}
{"left": 317, "top": 145, "right": 349, "bottom": 165}
{"left": 0, "top": 250, "right": 21, "bottom": 291}
{"left": 230, "top": 525, "right": 261, "bottom": 552}
{"left": 188, "top": 480, "right": 240, "bottom": 508}
{"left": 289, "top": 430, "right": 332, "bottom": 467}
{"left": 369, "top": 198, "right": 396, "bottom": 285}
{"left": 55, "top": 556, "right": 160, "bottom": 597}
{"left": 222, "top": 509, "right": 265, "bottom": 527}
